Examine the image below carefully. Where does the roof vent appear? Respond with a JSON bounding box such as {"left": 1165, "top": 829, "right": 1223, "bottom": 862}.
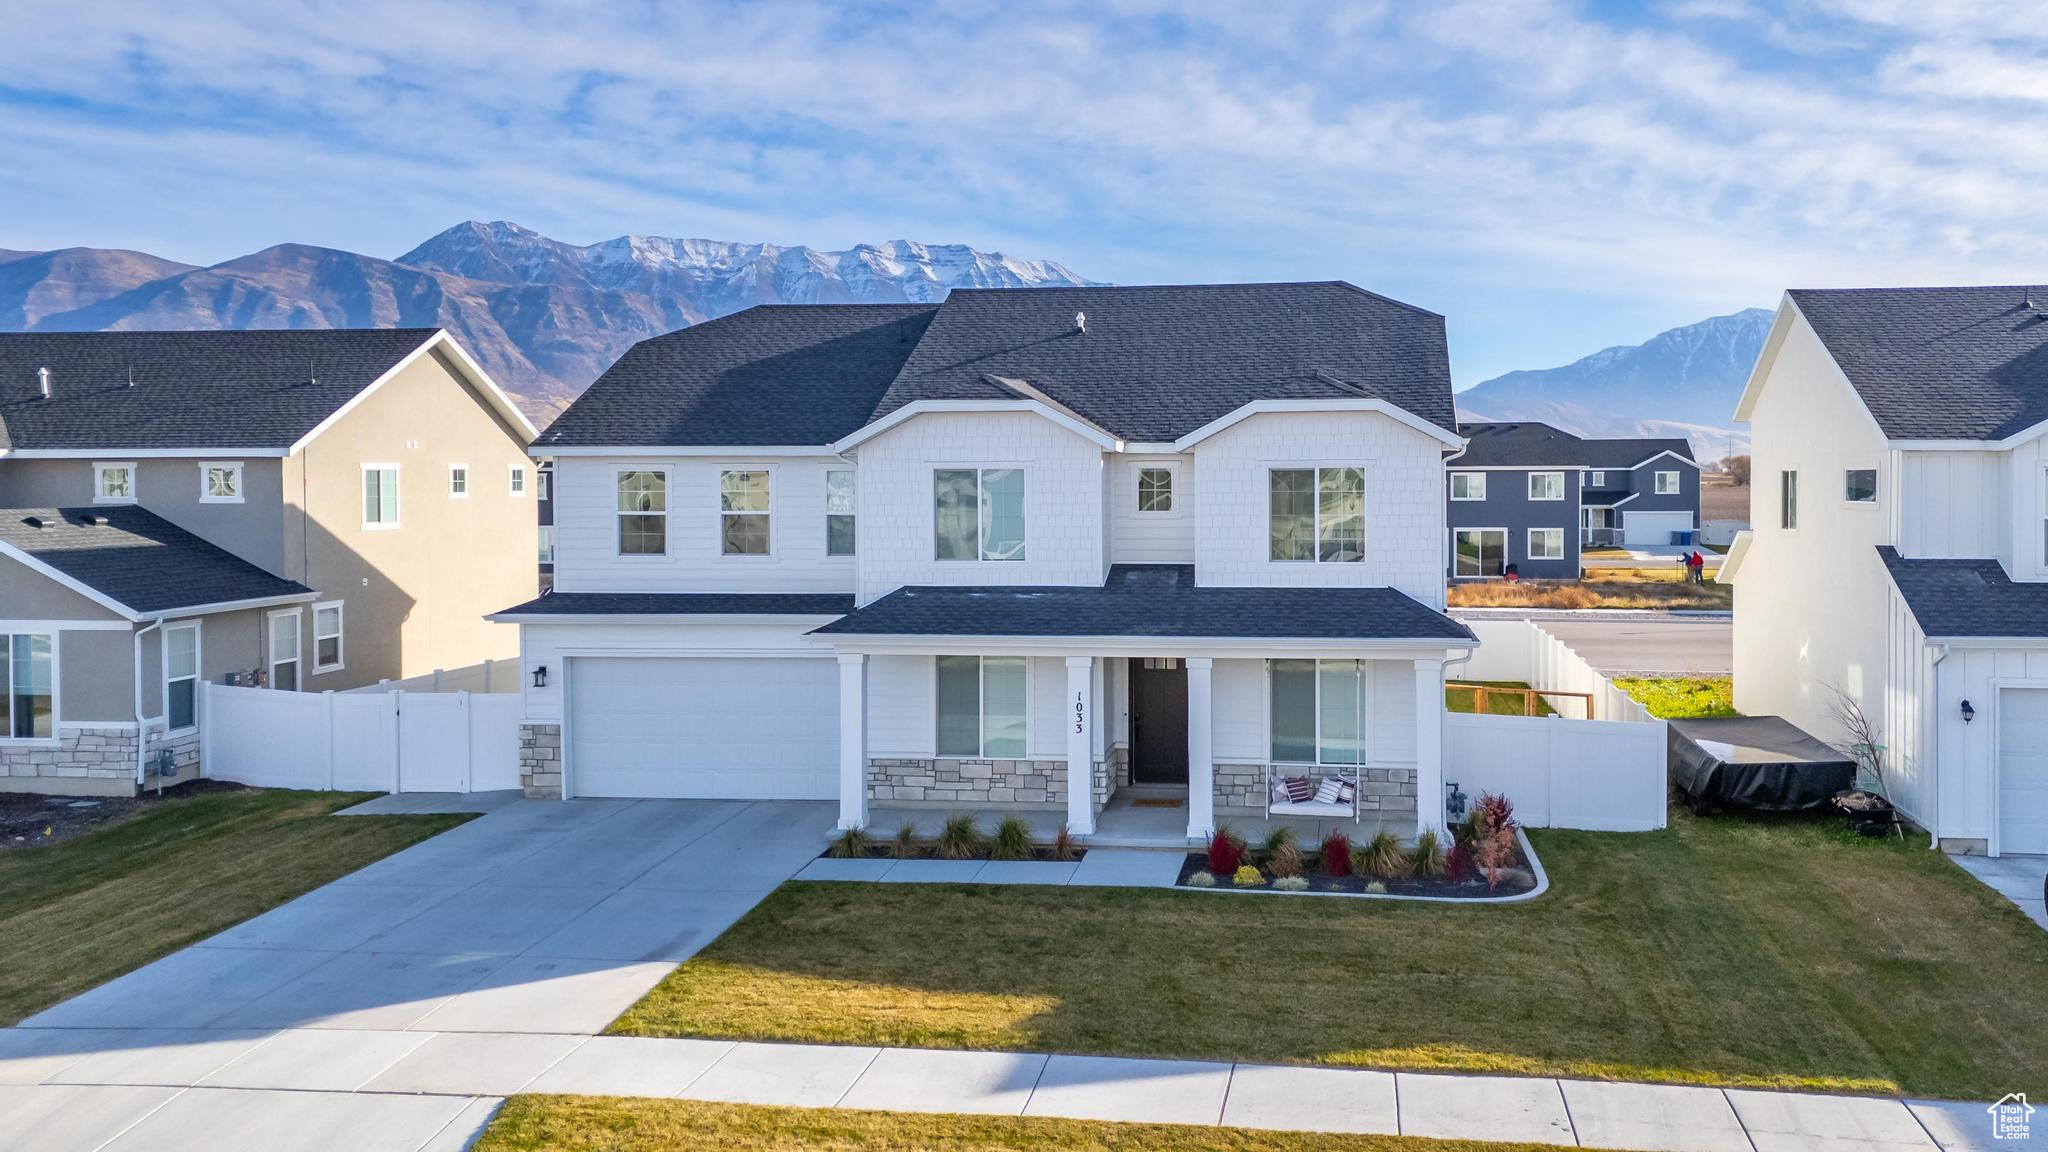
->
{"left": 36, "top": 366, "right": 50, "bottom": 399}
{"left": 2029, "top": 292, "right": 2048, "bottom": 318}
{"left": 80, "top": 513, "right": 110, "bottom": 527}
{"left": 22, "top": 515, "right": 52, "bottom": 529}
{"left": 1074, "top": 311, "right": 1087, "bottom": 334}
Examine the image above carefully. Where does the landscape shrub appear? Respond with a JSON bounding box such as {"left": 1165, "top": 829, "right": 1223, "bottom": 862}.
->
{"left": 1266, "top": 840, "right": 1304, "bottom": 879}
{"left": 1320, "top": 831, "right": 1352, "bottom": 877}
{"left": 1273, "top": 875, "right": 1309, "bottom": 892}
{"left": 1361, "top": 831, "right": 1410, "bottom": 879}
{"left": 1410, "top": 828, "right": 1446, "bottom": 877}
{"left": 891, "top": 821, "right": 921, "bottom": 859}
{"left": 1051, "top": 825, "right": 1079, "bottom": 862}
{"left": 1186, "top": 870, "right": 1216, "bottom": 887}
{"left": 1445, "top": 840, "right": 1473, "bottom": 884}
{"left": 827, "top": 827, "right": 872, "bottom": 859}
{"left": 935, "top": 814, "right": 986, "bottom": 860}
{"left": 1207, "top": 828, "right": 1244, "bottom": 875}
{"left": 1232, "top": 864, "right": 1265, "bottom": 887}
{"left": 991, "top": 816, "right": 1034, "bottom": 860}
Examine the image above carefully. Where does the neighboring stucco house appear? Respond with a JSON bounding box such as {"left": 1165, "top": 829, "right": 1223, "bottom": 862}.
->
{"left": 0, "top": 329, "right": 539, "bottom": 795}
{"left": 1446, "top": 422, "right": 1698, "bottom": 580}
{"left": 1724, "top": 286, "right": 2048, "bottom": 856}
{"left": 492, "top": 283, "right": 1477, "bottom": 840}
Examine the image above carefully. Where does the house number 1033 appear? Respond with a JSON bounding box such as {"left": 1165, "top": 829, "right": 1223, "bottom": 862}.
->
{"left": 1073, "top": 691, "right": 1086, "bottom": 734}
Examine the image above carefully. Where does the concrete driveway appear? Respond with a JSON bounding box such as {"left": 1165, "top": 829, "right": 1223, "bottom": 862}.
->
{"left": 0, "top": 796, "right": 835, "bottom": 1151}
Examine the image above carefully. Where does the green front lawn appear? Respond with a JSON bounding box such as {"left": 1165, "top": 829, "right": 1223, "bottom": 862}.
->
{"left": 611, "top": 812, "right": 2048, "bottom": 1099}
{"left": 1614, "top": 676, "right": 1738, "bottom": 719}
{"left": 0, "top": 787, "right": 467, "bottom": 1025}
{"left": 478, "top": 1097, "right": 1579, "bottom": 1152}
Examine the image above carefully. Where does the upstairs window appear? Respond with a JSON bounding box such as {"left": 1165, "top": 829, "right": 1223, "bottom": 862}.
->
{"left": 201, "top": 461, "right": 244, "bottom": 504}
{"left": 362, "top": 465, "right": 399, "bottom": 527}
{"left": 537, "top": 470, "right": 551, "bottom": 501}
{"left": 935, "top": 468, "right": 1025, "bottom": 561}
{"left": 1137, "top": 467, "right": 1174, "bottom": 513}
{"left": 617, "top": 470, "right": 666, "bottom": 555}
{"left": 1528, "top": 471, "right": 1565, "bottom": 500}
{"left": 448, "top": 464, "right": 469, "bottom": 498}
{"left": 826, "top": 470, "right": 856, "bottom": 557}
{"left": 1449, "top": 472, "right": 1486, "bottom": 501}
{"left": 1780, "top": 470, "right": 1798, "bottom": 530}
{"left": 720, "top": 470, "right": 771, "bottom": 555}
{"left": 1270, "top": 467, "right": 1364, "bottom": 562}
{"left": 509, "top": 465, "right": 527, "bottom": 496}
{"left": 1655, "top": 470, "right": 1682, "bottom": 495}
{"left": 1587, "top": 470, "right": 1607, "bottom": 488}
{"left": 94, "top": 462, "right": 136, "bottom": 504}
{"left": 1845, "top": 468, "right": 1877, "bottom": 504}
{"left": 538, "top": 525, "right": 555, "bottom": 565}
{"left": 935, "top": 655, "right": 1026, "bottom": 758}
{"left": 0, "top": 634, "right": 54, "bottom": 740}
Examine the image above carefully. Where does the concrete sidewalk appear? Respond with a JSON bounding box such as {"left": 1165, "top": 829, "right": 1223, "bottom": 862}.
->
{"left": 1948, "top": 853, "right": 2048, "bottom": 929}
{"left": 0, "top": 1027, "right": 2003, "bottom": 1152}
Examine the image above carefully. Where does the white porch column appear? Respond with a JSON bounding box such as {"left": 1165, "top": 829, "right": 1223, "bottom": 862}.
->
{"left": 836, "top": 653, "right": 868, "bottom": 830}
{"left": 1186, "top": 657, "right": 1215, "bottom": 840}
{"left": 1414, "top": 657, "right": 1446, "bottom": 839}
{"left": 1065, "top": 656, "right": 1096, "bottom": 836}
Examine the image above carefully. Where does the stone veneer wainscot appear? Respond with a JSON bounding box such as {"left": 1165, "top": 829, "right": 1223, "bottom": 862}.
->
{"left": 519, "top": 723, "right": 562, "bottom": 798}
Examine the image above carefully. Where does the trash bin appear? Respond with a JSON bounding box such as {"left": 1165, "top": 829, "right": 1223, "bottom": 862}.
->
{"left": 1671, "top": 530, "right": 1695, "bottom": 546}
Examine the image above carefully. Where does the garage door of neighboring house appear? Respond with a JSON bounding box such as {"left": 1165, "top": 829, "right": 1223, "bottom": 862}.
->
{"left": 1622, "top": 510, "right": 1694, "bottom": 547}
{"left": 1998, "top": 686, "right": 2048, "bottom": 855}
{"left": 567, "top": 656, "right": 839, "bottom": 799}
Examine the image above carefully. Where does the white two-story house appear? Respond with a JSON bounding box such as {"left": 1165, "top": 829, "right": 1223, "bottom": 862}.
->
{"left": 1724, "top": 285, "right": 2048, "bottom": 856}
{"left": 491, "top": 283, "right": 1476, "bottom": 840}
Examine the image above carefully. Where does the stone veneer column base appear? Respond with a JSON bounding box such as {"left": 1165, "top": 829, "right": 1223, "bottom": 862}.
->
{"left": 868, "top": 757, "right": 1107, "bottom": 810}
{"left": 519, "top": 723, "right": 563, "bottom": 798}
{"left": 1213, "top": 765, "right": 1420, "bottom": 817}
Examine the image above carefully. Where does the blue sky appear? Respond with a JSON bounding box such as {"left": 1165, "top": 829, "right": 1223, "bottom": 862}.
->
{"left": 2, "top": 0, "right": 2043, "bottom": 385}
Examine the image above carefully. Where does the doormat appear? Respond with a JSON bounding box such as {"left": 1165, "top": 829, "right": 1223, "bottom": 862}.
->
{"left": 1130, "top": 797, "right": 1184, "bottom": 809}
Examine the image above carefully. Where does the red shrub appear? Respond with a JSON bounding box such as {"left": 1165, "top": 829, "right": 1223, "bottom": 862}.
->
{"left": 1445, "top": 841, "right": 1472, "bottom": 884}
{"left": 1207, "top": 829, "right": 1243, "bottom": 875}
{"left": 1474, "top": 792, "right": 1516, "bottom": 834}
{"left": 1320, "top": 832, "right": 1352, "bottom": 877}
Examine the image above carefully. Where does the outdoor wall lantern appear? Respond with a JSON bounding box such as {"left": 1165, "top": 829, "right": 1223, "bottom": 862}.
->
{"left": 1961, "top": 699, "right": 1975, "bottom": 724}
{"left": 532, "top": 664, "right": 549, "bottom": 689}
{"left": 1445, "top": 781, "right": 1468, "bottom": 823}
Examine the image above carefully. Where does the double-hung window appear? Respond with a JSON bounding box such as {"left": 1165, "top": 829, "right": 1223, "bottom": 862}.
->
{"left": 1655, "top": 470, "right": 1682, "bottom": 495}
{"left": 201, "top": 461, "right": 244, "bottom": 504}
{"left": 164, "top": 623, "right": 199, "bottom": 733}
{"left": 825, "top": 470, "right": 856, "bottom": 556}
{"left": 1528, "top": 527, "right": 1565, "bottom": 560}
{"left": 617, "top": 470, "right": 666, "bottom": 555}
{"left": 1137, "top": 467, "right": 1174, "bottom": 513}
{"left": 0, "top": 634, "right": 54, "bottom": 740}
{"left": 1449, "top": 472, "right": 1485, "bottom": 501}
{"left": 537, "top": 470, "right": 551, "bottom": 501}
{"left": 1780, "top": 470, "right": 1799, "bottom": 531}
{"left": 720, "top": 470, "right": 771, "bottom": 555}
{"left": 1269, "top": 467, "right": 1365, "bottom": 562}
{"left": 362, "top": 465, "right": 400, "bottom": 528}
{"left": 538, "top": 526, "right": 555, "bottom": 565}
{"left": 267, "top": 610, "right": 300, "bottom": 692}
{"left": 1845, "top": 468, "right": 1877, "bottom": 504}
{"left": 313, "top": 602, "right": 344, "bottom": 673}
{"left": 1528, "top": 471, "right": 1565, "bottom": 500}
{"left": 935, "top": 655, "right": 1027, "bottom": 758}
{"left": 935, "top": 469, "right": 1025, "bottom": 561}
{"left": 1270, "top": 659, "right": 1371, "bottom": 766}
{"left": 94, "top": 462, "right": 136, "bottom": 504}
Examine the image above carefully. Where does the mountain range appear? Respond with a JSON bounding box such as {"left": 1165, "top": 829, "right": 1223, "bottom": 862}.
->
{"left": 0, "top": 221, "right": 1765, "bottom": 451}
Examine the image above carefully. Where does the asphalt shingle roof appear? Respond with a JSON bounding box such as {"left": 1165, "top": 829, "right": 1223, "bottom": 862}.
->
{"left": 1791, "top": 286, "right": 2048, "bottom": 441}
{"left": 1878, "top": 546, "right": 2048, "bottom": 639}
{"left": 1454, "top": 422, "right": 1694, "bottom": 469}
{"left": 0, "top": 507, "right": 314, "bottom": 616}
{"left": 0, "top": 329, "right": 442, "bottom": 451}
{"left": 539, "top": 283, "right": 1456, "bottom": 448}
{"left": 490, "top": 591, "right": 855, "bottom": 617}
{"left": 810, "top": 564, "right": 1474, "bottom": 642}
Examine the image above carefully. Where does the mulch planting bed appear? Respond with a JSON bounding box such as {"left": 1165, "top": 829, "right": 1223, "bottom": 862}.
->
{"left": 820, "top": 845, "right": 1088, "bottom": 863}
{"left": 0, "top": 779, "right": 248, "bottom": 851}
{"left": 1173, "top": 838, "right": 1537, "bottom": 898}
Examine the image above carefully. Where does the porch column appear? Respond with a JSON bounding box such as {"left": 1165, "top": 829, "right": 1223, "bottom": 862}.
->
{"left": 1414, "top": 657, "right": 1446, "bottom": 838}
{"left": 837, "top": 653, "right": 868, "bottom": 830}
{"left": 1186, "top": 657, "right": 1215, "bottom": 840}
{"left": 1065, "top": 657, "right": 1096, "bottom": 836}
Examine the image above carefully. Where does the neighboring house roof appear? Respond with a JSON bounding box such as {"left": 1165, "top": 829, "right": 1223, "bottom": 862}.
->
{"left": 811, "top": 564, "right": 1474, "bottom": 642}
{"left": 488, "top": 591, "right": 856, "bottom": 619}
{"left": 538, "top": 282, "right": 1456, "bottom": 449}
{"left": 0, "top": 507, "right": 315, "bottom": 619}
{"left": 1878, "top": 546, "right": 2048, "bottom": 639}
{"left": 1453, "top": 422, "right": 1694, "bottom": 469}
{"left": 0, "top": 328, "right": 533, "bottom": 453}
{"left": 1789, "top": 286, "right": 2048, "bottom": 441}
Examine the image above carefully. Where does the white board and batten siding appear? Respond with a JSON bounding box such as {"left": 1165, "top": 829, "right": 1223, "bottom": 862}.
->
{"left": 1928, "top": 642, "right": 2048, "bottom": 853}
{"left": 202, "top": 681, "right": 520, "bottom": 793}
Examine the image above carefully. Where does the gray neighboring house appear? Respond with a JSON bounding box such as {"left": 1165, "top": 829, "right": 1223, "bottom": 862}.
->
{"left": 1446, "top": 422, "right": 1699, "bottom": 580}
{"left": 0, "top": 328, "right": 538, "bottom": 796}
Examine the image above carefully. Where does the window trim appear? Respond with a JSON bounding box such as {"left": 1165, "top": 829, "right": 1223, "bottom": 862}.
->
{"left": 1843, "top": 467, "right": 1878, "bottom": 506}
{"left": 0, "top": 632, "right": 58, "bottom": 746}
{"left": 1268, "top": 658, "right": 1376, "bottom": 768}
{"left": 1527, "top": 471, "right": 1566, "bottom": 501}
{"left": 825, "top": 468, "right": 856, "bottom": 558}
{"left": 266, "top": 608, "right": 302, "bottom": 692}
{"left": 1527, "top": 527, "right": 1565, "bottom": 560}
{"left": 448, "top": 463, "right": 470, "bottom": 500}
{"left": 718, "top": 467, "right": 775, "bottom": 558}
{"left": 1654, "top": 470, "right": 1682, "bottom": 496}
{"left": 615, "top": 468, "right": 668, "bottom": 557}
{"left": 1587, "top": 470, "right": 1607, "bottom": 488}
{"left": 1135, "top": 464, "right": 1179, "bottom": 515}
{"left": 934, "top": 467, "right": 1028, "bottom": 562}
{"left": 1780, "top": 469, "right": 1799, "bottom": 533}
{"left": 361, "top": 463, "right": 401, "bottom": 530}
{"left": 93, "top": 461, "right": 138, "bottom": 505}
{"left": 311, "top": 600, "right": 345, "bottom": 675}
{"left": 538, "top": 524, "right": 555, "bottom": 566}
{"left": 162, "top": 620, "right": 201, "bottom": 735}
{"left": 537, "top": 470, "right": 551, "bottom": 501}
{"left": 508, "top": 464, "right": 527, "bottom": 497}
{"left": 933, "top": 654, "right": 1030, "bottom": 759}
{"left": 1268, "top": 466, "right": 1367, "bottom": 564}
{"left": 199, "top": 460, "right": 245, "bottom": 505}
{"left": 1448, "top": 472, "right": 1486, "bottom": 501}
{"left": 1452, "top": 527, "right": 1508, "bottom": 578}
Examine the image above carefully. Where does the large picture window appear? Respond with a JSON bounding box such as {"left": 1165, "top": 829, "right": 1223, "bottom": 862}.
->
{"left": 0, "top": 634, "right": 54, "bottom": 740}
{"left": 1269, "top": 467, "right": 1365, "bottom": 562}
{"left": 617, "top": 470, "right": 667, "bottom": 555}
{"left": 720, "top": 470, "right": 771, "bottom": 555}
{"left": 935, "top": 655, "right": 1027, "bottom": 758}
{"left": 164, "top": 623, "right": 199, "bottom": 733}
{"left": 1270, "top": 659, "right": 1372, "bottom": 766}
{"left": 935, "top": 469, "right": 1025, "bottom": 561}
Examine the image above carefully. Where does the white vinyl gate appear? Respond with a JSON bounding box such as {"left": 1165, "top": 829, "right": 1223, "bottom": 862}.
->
{"left": 202, "top": 681, "right": 520, "bottom": 793}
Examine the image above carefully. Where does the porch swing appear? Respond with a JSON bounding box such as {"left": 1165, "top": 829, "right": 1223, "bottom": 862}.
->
{"left": 1264, "top": 763, "right": 1361, "bottom": 820}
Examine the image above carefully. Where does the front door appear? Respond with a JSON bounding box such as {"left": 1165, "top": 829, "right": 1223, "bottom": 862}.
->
{"left": 1128, "top": 659, "right": 1189, "bottom": 784}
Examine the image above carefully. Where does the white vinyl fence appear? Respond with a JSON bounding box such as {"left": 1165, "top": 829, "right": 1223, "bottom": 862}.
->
{"left": 343, "top": 659, "right": 519, "bottom": 695}
{"left": 203, "top": 681, "right": 521, "bottom": 793}
{"left": 1445, "top": 618, "right": 1667, "bottom": 831}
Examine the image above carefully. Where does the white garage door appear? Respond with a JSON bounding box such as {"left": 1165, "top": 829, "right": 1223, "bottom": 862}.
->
{"left": 1623, "top": 511, "right": 1694, "bottom": 547}
{"left": 1999, "top": 687, "right": 2048, "bottom": 855}
{"left": 568, "top": 656, "right": 838, "bottom": 799}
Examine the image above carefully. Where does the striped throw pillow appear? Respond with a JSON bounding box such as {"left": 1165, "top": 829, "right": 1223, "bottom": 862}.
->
{"left": 1283, "top": 776, "right": 1313, "bottom": 803}
{"left": 1313, "top": 778, "right": 1344, "bottom": 805}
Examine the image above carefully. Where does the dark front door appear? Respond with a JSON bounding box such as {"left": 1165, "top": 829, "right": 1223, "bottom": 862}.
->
{"left": 1128, "top": 659, "right": 1189, "bottom": 784}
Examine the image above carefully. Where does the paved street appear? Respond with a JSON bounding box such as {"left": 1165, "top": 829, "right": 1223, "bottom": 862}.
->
{"left": 1456, "top": 611, "right": 1733, "bottom": 676}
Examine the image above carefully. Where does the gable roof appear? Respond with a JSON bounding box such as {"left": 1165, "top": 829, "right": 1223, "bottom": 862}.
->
{"left": 1789, "top": 286, "right": 2048, "bottom": 441}
{"left": 1878, "top": 546, "right": 2048, "bottom": 639}
{"left": 0, "top": 507, "right": 315, "bottom": 619}
{"left": 1454, "top": 422, "right": 1693, "bottom": 469}
{"left": 538, "top": 282, "right": 1456, "bottom": 449}
{"left": 0, "top": 328, "right": 470, "bottom": 453}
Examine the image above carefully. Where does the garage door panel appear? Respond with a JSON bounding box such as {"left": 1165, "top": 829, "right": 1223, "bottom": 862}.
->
{"left": 1999, "top": 687, "right": 2048, "bottom": 856}
{"left": 1623, "top": 511, "right": 1693, "bottom": 547}
{"left": 569, "top": 656, "right": 838, "bottom": 799}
